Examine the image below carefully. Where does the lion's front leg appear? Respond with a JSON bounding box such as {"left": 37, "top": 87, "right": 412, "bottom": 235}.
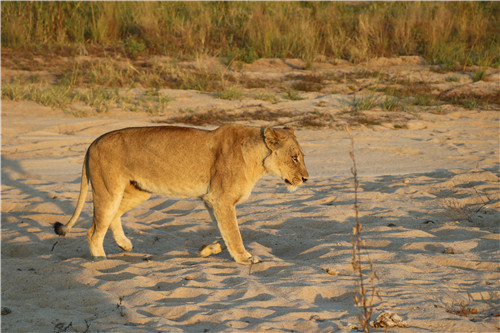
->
{"left": 202, "top": 200, "right": 262, "bottom": 265}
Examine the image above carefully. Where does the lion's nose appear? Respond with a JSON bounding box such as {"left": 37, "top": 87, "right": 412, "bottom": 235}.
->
{"left": 302, "top": 177, "right": 308, "bottom": 183}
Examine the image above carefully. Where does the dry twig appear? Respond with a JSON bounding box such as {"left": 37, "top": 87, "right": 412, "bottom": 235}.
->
{"left": 346, "top": 126, "right": 380, "bottom": 332}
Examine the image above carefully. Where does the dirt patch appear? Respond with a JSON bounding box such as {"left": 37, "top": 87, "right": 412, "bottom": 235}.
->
{"left": 439, "top": 80, "right": 500, "bottom": 105}
{"left": 2, "top": 53, "right": 499, "bottom": 128}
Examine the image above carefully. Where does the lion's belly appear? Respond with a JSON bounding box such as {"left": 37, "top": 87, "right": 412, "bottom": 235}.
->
{"left": 134, "top": 177, "right": 209, "bottom": 198}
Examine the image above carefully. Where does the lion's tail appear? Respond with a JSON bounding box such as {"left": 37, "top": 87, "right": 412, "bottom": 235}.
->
{"left": 54, "top": 150, "right": 90, "bottom": 236}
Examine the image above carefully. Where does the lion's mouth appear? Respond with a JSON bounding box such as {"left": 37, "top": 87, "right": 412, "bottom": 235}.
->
{"left": 284, "top": 177, "right": 308, "bottom": 186}
{"left": 284, "top": 178, "right": 298, "bottom": 192}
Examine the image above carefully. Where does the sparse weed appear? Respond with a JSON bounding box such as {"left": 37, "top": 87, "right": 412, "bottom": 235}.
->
{"left": 56, "top": 57, "right": 235, "bottom": 92}
{"left": 73, "top": 87, "right": 120, "bottom": 113}
{"left": 440, "top": 180, "right": 494, "bottom": 223}
{"left": 441, "top": 197, "right": 476, "bottom": 222}
{"left": 283, "top": 89, "right": 303, "bottom": 101}
{"left": 444, "top": 292, "right": 479, "bottom": 317}
{"left": 446, "top": 97, "right": 480, "bottom": 110}
{"left": 298, "top": 111, "right": 334, "bottom": 128}
{"left": 159, "top": 107, "right": 299, "bottom": 126}
{"left": 381, "top": 97, "right": 404, "bottom": 111}
{"left": 346, "top": 127, "right": 380, "bottom": 333}
{"left": 460, "top": 97, "right": 480, "bottom": 110}
{"left": 292, "top": 80, "right": 324, "bottom": 92}
{"left": 445, "top": 76, "right": 460, "bottom": 82}
{"left": 351, "top": 94, "right": 379, "bottom": 112}
{"left": 387, "top": 80, "right": 433, "bottom": 98}
{"left": 255, "top": 92, "right": 280, "bottom": 103}
{"left": 1, "top": 82, "right": 72, "bottom": 109}
{"left": 411, "top": 94, "right": 440, "bottom": 107}
{"left": 290, "top": 74, "right": 325, "bottom": 92}
{"left": 143, "top": 88, "right": 172, "bottom": 105}
{"left": 179, "top": 108, "right": 195, "bottom": 114}
{"left": 1, "top": 80, "right": 171, "bottom": 114}
{"left": 215, "top": 87, "right": 244, "bottom": 100}
{"left": 350, "top": 69, "right": 385, "bottom": 81}
{"left": 473, "top": 69, "right": 486, "bottom": 82}
{"left": 244, "top": 78, "right": 270, "bottom": 89}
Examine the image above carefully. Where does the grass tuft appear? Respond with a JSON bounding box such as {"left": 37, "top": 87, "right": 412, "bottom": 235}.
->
{"left": 473, "top": 69, "right": 486, "bottom": 82}
{"left": 215, "top": 87, "right": 244, "bottom": 100}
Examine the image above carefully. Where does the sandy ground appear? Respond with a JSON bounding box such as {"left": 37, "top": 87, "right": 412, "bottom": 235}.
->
{"left": 1, "top": 57, "right": 500, "bottom": 332}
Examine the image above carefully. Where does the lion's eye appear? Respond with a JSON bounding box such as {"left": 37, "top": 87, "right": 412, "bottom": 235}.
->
{"left": 292, "top": 156, "right": 299, "bottom": 163}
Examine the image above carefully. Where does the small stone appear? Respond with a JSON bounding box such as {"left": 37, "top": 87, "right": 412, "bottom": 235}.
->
{"left": 325, "top": 268, "right": 338, "bottom": 276}
{"left": 310, "top": 314, "right": 324, "bottom": 322}
{"left": 442, "top": 247, "right": 456, "bottom": 254}
{"left": 370, "top": 310, "right": 408, "bottom": 328}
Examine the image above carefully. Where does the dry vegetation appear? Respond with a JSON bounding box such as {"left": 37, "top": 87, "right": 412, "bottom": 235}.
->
{"left": 347, "top": 128, "right": 380, "bottom": 332}
{"left": 2, "top": 52, "right": 499, "bottom": 127}
{"left": 2, "top": 2, "right": 499, "bottom": 67}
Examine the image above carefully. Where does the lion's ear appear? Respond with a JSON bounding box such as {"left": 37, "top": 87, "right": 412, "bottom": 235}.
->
{"left": 283, "top": 126, "right": 295, "bottom": 135}
{"left": 263, "top": 127, "right": 283, "bottom": 151}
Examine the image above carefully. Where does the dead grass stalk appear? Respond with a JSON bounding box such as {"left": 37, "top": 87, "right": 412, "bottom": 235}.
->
{"left": 346, "top": 126, "right": 380, "bottom": 332}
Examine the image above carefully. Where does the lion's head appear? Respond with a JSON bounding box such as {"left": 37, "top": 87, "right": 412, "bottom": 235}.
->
{"left": 263, "top": 127, "right": 309, "bottom": 191}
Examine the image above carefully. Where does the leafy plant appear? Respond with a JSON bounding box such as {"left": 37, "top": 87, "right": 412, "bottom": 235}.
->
{"left": 124, "top": 36, "right": 146, "bottom": 58}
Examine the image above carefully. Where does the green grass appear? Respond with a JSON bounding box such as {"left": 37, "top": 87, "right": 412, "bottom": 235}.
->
{"left": 2, "top": 2, "right": 499, "bottom": 67}
{"left": 473, "top": 69, "right": 487, "bottom": 82}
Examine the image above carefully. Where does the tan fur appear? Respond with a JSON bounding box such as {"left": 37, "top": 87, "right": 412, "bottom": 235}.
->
{"left": 54, "top": 124, "right": 309, "bottom": 265}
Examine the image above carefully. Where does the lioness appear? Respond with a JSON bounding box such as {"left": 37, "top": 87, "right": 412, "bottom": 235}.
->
{"left": 54, "top": 124, "right": 308, "bottom": 265}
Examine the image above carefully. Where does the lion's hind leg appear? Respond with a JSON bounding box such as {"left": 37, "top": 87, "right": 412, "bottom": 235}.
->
{"left": 87, "top": 193, "right": 122, "bottom": 260}
{"left": 109, "top": 182, "right": 151, "bottom": 252}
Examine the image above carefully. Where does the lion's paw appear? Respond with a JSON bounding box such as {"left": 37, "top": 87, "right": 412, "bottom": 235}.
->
{"left": 249, "top": 255, "right": 262, "bottom": 264}
{"left": 117, "top": 237, "right": 133, "bottom": 252}
{"left": 199, "top": 240, "right": 226, "bottom": 258}
{"left": 237, "top": 254, "right": 262, "bottom": 265}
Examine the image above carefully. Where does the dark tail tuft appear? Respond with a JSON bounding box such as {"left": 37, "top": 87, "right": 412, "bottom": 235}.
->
{"left": 53, "top": 222, "right": 67, "bottom": 236}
